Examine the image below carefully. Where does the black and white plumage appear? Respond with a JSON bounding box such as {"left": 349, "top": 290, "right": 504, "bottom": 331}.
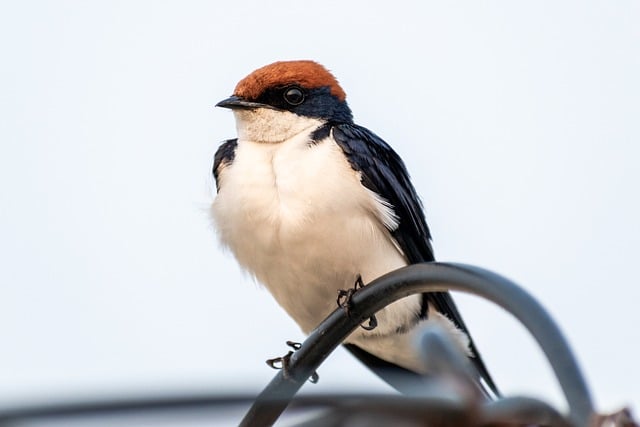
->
{"left": 211, "top": 60, "right": 498, "bottom": 395}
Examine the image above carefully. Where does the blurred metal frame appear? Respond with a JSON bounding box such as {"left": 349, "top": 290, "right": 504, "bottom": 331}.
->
{"left": 2, "top": 262, "right": 623, "bottom": 427}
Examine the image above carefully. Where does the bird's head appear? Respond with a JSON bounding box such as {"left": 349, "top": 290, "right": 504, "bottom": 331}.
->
{"left": 217, "top": 60, "right": 353, "bottom": 143}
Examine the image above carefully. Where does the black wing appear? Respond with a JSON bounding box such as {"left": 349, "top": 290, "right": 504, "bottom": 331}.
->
{"left": 212, "top": 139, "right": 238, "bottom": 192}
{"left": 330, "top": 123, "right": 499, "bottom": 396}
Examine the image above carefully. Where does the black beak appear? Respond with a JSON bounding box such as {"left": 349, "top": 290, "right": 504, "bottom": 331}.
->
{"left": 216, "top": 95, "right": 275, "bottom": 110}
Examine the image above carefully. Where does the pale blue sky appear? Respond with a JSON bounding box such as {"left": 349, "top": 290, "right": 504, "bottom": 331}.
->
{"left": 1, "top": 0, "right": 639, "bottom": 422}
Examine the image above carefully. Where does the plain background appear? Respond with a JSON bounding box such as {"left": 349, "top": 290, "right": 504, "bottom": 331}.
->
{"left": 1, "top": 0, "right": 639, "bottom": 421}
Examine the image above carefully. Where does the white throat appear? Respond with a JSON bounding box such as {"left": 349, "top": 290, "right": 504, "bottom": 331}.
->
{"left": 233, "top": 108, "right": 324, "bottom": 143}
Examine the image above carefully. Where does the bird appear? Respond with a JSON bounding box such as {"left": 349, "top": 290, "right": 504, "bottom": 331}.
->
{"left": 211, "top": 60, "right": 498, "bottom": 395}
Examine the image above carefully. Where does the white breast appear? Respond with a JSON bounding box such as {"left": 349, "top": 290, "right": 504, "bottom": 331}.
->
{"left": 211, "top": 111, "right": 421, "bottom": 342}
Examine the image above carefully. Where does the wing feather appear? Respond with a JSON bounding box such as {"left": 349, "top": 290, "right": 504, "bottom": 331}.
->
{"left": 212, "top": 139, "right": 238, "bottom": 192}
{"left": 331, "top": 123, "right": 499, "bottom": 396}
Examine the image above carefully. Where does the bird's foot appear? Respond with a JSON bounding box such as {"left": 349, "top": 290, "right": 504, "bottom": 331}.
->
{"left": 265, "top": 341, "right": 319, "bottom": 383}
{"left": 336, "top": 275, "right": 378, "bottom": 331}
{"left": 336, "top": 276, "right": 362, "bottom": 315}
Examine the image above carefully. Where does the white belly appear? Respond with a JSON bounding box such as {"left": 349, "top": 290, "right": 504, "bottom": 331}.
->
{"left": 211, "top": 128, "right": 422, "bottom": 338}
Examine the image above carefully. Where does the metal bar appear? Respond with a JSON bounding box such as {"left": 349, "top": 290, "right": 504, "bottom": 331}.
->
{"left": 415, "top": 324, "right": 486, "bottom": 397}
{"left": 0, "top": 394, "right": 253, "bottom": 425}
{"left": 292, "top": 395, "right": 572, "bottom": 427}
{"left": 0, "top": 393, "right": 581, "bottom": 427}
{"left": 482, "top": 396, "right": 572, "bottom": 427}
{"left": 239, "top": 262, "right": 594, "bottom": 427}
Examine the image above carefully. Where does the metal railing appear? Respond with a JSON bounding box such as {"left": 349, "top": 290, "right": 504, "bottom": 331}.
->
{"left": 239, "top": 262, "right": 596, "bottom": 427}
{"left": 1, "top": 263, "right": 636, "bottom": 426}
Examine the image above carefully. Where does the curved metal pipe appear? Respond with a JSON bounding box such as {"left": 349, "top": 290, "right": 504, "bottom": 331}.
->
{"left": 239, "top": 262, "right": 594, "bottom": 427}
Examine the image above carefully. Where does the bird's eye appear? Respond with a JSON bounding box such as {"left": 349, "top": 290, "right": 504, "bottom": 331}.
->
{"left": 283, "top": 87, "right": 305, "bottom": 105}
